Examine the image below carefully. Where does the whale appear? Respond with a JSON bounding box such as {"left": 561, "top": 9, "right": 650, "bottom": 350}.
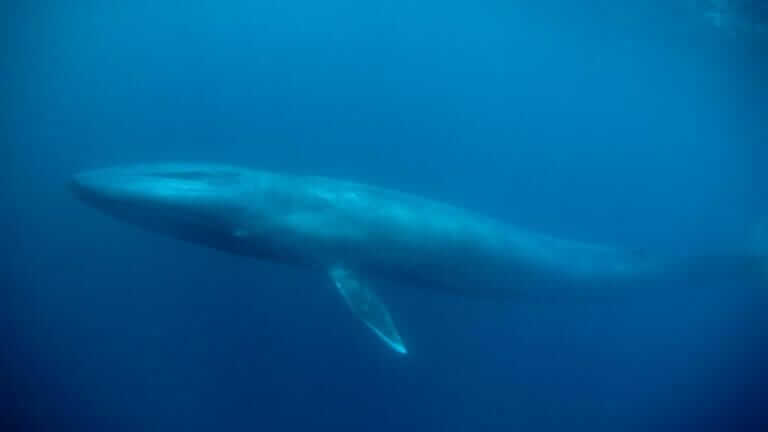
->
{"left": 71, "top": 163, "right": 766, "bottom": 354}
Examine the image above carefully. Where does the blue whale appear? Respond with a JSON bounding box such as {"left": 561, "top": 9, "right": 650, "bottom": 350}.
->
{"left": 72, "top": 163, "right": 766, "bottom": 354}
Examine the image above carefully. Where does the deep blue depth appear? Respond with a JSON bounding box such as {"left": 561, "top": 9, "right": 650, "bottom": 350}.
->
{"left": 3, "top": 1, "right": 767, "bottom": 431}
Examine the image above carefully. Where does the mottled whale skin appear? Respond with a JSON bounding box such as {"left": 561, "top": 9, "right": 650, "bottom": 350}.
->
{"left": 71, "top": 163, "right": 763, "bottom": 353}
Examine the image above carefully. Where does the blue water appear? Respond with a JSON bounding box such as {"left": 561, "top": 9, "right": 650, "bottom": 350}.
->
{"left": 3, "top": 1, "right": 767, "bottom": 430}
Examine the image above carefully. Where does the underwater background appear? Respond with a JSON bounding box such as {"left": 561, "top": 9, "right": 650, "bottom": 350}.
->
{"left": 3, "top": 1, "right": 767, "bottom": 430}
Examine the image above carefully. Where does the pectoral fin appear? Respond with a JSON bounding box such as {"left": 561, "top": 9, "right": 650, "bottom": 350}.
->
{"left": 329, "top": 266, "right": 407, "bottom": 355}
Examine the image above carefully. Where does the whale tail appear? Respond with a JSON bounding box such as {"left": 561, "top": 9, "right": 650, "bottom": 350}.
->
{"left": 752, "top": 221, "right": 768, "bottom": 283}
{"left": 676, "top": 222, "right": 768, "bottom": 289}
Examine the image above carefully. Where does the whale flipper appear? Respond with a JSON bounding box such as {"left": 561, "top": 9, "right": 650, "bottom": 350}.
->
{"left": 329, "top": 266, "right": 407, "bottom": 355}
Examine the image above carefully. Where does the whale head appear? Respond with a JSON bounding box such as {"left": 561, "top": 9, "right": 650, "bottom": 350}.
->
{"left": 71, "top": 163, "right": 255, "bottom": 252}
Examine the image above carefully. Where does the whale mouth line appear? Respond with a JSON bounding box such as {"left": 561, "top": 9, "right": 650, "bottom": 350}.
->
{"left": 69, "top": 165, "right": 247, "bottom": 202}
{"left": 149, "top": 170, "right": 242, "bottom": 183}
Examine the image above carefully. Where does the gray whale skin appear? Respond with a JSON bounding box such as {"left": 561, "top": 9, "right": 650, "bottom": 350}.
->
{"left": 71, "top": 163, "right": 766, "bottom": 354}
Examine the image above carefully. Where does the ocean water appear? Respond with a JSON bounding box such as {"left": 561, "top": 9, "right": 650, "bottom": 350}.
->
{"left": 3, "top": 1, "right": 767, "bottom": 431}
